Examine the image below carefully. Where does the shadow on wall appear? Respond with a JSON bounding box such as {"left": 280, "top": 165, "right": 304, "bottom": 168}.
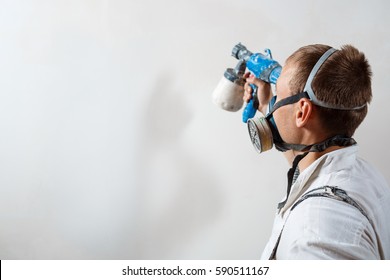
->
{"left": 133, "top": 73, "right": 223, "bottom": 258}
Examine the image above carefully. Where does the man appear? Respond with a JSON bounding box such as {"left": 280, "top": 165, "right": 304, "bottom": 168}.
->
{"left": 243, "top": 44, "right": 390, "bottom": 259}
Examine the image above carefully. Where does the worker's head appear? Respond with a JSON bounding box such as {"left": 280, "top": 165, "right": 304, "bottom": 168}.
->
{"left": 285, "top": 44, "right": 372, "bottom": 138}
{"left": 247, "top": 44, "right": 372, "bottom": 154}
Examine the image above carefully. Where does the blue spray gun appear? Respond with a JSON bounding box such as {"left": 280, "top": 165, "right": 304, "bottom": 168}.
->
{"left": 213, "top": 43, "right": 282, "bottom": 122}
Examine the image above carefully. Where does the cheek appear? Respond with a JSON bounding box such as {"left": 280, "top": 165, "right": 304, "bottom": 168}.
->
{"left": 274, "top": 109, "right": 294, "bottom": 141}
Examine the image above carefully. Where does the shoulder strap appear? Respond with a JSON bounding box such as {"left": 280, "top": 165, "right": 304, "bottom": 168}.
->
{"left": 269, "top": 186, "right": 372, "bottom": 260}
{"left": 291, "top": 186, "right": 371, "bottom": 222}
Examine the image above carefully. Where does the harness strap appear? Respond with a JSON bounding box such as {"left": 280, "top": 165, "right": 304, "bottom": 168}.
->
{"left": 269, "top": 186, "right": 372, "bottom": 260}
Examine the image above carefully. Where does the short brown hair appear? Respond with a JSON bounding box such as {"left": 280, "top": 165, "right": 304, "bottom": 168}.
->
{"left": 286, "top": 44, "right": 372, "bottom": 137}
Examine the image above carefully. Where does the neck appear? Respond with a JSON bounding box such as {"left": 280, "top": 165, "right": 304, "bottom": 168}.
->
{"left": 295, "top": 145, "right": 344, "bottom": 172}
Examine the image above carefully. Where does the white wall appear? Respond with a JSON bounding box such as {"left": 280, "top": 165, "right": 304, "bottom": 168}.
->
{"left": 0, "top": 0, "right": 389, "bottom": 259}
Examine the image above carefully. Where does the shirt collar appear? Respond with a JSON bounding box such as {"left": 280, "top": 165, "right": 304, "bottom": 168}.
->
{"left": 279, "top": 145, "right": 359, "bottom": 215}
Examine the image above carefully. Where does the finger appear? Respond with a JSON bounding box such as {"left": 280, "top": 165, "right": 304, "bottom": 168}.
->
{"left": 245, "top": 73, "right": 256, "bottom": 83}
{"left": 247, "top": 75, "right": 268, "bottom": 90}
{"left": 243, "top": 72, "right": 251, "bottom": 79}
{"left": 243, "top": 87, "right": 253, "bottom": 102}
{"left": 244, "top": 82, "right": 252, "bottom": 94}
{"left": 243, "top": 94, "right": 251, "bottom": 103}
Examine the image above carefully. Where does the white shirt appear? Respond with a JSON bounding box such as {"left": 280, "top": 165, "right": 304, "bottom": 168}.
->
{"left": 261, "top": 145, "right": 390, "bottom": 259}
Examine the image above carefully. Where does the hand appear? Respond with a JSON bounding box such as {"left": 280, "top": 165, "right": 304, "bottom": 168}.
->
{"left": 243, "top": 72, "right": 273, "bottom": 115}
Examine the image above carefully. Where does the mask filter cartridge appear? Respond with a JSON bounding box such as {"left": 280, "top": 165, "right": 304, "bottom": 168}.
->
{"left": 247, "top": 115, "right": 273, "bottom": 153}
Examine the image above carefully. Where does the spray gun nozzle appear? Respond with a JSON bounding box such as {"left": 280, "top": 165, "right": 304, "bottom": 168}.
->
{"left": 231, "top": 43, "right": 253, "bottom": 61}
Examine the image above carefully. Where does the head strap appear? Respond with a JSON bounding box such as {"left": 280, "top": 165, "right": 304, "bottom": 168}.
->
{"left": 303, "top": 47, "right": 367, "bottom": 110}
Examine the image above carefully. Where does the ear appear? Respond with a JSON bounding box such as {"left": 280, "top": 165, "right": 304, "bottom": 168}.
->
{"left": 295, "top": 98, "right": 312, "bottom": 128}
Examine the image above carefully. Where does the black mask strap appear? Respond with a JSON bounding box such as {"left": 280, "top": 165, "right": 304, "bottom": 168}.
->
{"left": 305, "top": 135, "right": 357, "bottom": 153}
{"left": 278, "top": 152, "right": 308, "bottom": 209}
{"left": 267, "top": 92, "right": 309, "bottom": 116}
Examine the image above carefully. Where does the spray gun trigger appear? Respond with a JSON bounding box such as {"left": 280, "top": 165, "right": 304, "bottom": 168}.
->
{"left": 250, "top": 84, "right": 259, "bottom": 110}
{"left": 252, "top": 88, "right": 259, "bottom": 110}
